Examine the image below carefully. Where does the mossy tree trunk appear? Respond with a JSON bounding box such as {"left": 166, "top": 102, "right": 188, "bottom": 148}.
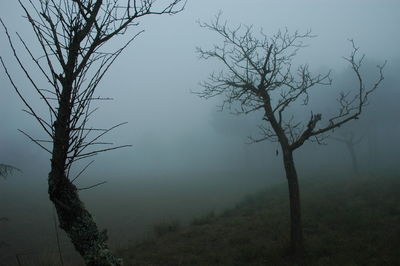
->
{"left": 49, "top": 78, "right": 121, "bottom": 265}
{"left": 1, "top": 1, "right": 185, "bottom": 265}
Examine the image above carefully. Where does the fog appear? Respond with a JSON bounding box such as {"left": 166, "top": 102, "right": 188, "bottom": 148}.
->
{"left": 1, "top": 0, "right": 399, "bottom": 264}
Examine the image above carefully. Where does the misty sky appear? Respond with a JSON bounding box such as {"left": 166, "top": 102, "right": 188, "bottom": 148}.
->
{"left": 0, "top": 0, "right": 399, "bottom": 182}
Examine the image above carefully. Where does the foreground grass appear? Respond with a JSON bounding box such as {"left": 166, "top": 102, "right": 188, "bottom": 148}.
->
{"left": 118, "top": 175, "right": 400, "bottom": 265}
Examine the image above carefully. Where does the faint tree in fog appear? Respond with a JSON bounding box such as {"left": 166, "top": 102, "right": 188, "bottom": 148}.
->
{"left": 330, "top": 131, "right": 363, "bottom": 175}
{"left": 196, "top": 14, "right": 384, "bottom": 264}
{"left": 0, "top": 163, "right": 20, "bottom": 179}
{"left": 0, "top": 163, "right": 19, "bottom": 246}
{"left": 0, "top": 163, "right": 18, "bottom": 248}
{"left": 0, "top": 0, "right": 185, "bottom": 265}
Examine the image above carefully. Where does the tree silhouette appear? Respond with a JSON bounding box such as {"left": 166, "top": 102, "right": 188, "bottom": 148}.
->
{"left": 330, "top": 131, "right": 363, "bottom": 175}
{"left": 0, "top": 163, "right": 20, "bottom": 179}
{"left": 0, "top": 0, "right": 185, "bottom": 265}
{"left": 0, "top": 163, "right": 19, "bottom": 249}
{"left": 196, "top": 14, "right": 384, "bottom": 264}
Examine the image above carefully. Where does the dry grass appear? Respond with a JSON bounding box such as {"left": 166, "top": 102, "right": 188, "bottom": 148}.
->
{"left": 118, "top": 175, "right": 400, "bottom": 265}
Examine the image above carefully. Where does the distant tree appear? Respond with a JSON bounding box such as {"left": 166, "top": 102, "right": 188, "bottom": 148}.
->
{"left": 0, "top": 163, "right": 18, "bottom": 245}
{"left": 0, "top": 216, "right": 9, "bottom": 249}
{"left": 196, "top": 15, "right": 384, "bottom": 264}
{"left": 0, "top": 163, "right": 20, "bottom": 179}
{"left": 330, "top": 131, "right": 363, "bottom": 175}
{"left": 0, "top": 0, "right": 185, "bottom": 265}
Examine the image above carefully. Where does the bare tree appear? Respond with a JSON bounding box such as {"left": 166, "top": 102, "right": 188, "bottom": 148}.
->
{"left": 0, "top": 0, "right": 185, "bottom": 265}
{"left": 0, "top": 163, "right": 18, "bottom": 249}
{"left": 196, "top": 15, "right": 384, "bottom": 264}
{"left": 0, "top": 163, "right": 20, "bottom": 179}
{"left": 330, "top": 131, "right": 364, "bottom": 175}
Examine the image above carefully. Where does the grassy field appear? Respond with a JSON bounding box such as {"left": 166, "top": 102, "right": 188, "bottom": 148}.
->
{"left": 118, "top": 175, "right": 400, "bottom": 265}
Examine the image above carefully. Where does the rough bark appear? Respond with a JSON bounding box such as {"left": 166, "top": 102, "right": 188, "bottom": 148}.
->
{"left": 49, "top": 172, "right": 121, "bottom": 265}
{"left": 49, "top": 81, "right": 121, "bottom": 265}
{"left": 49, "top": 171, "right": 122, "bottom": 266}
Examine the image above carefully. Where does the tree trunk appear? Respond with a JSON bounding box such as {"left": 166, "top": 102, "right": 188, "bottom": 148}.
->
{"left": 48, "top": 82, "right": 122, "bottom": 266}
{"left": 48, "top": 172, "right": 122, "bottom": 266}
{"left": 281, "top": 147, "right": 305, "bottom": 264}
{"left": 346, "top": 144, "right": 359, "bottom": 176}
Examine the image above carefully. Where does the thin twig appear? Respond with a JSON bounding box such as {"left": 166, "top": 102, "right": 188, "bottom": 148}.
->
{"left": 78, "top": 181, "right": 107, "bottom": 191}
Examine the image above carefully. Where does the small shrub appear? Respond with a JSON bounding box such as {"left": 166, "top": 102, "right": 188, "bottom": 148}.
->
{"left": 191, "top": 211, "right": 216, "bottom": 226}
{"left": 153, "top": 220, "right": 180, "bottom": 238}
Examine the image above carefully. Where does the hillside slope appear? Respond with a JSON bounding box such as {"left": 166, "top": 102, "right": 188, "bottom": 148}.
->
{"left": 119, "top": 175, "right": 400, "bottom": 266}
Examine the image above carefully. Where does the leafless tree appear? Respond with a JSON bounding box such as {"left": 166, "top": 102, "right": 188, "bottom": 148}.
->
{"left": 0, "top": 163, "right": 20, "bottom": 179}
{"left": 330, "top": 131, "right": 364, "bottom": 175}
{"left": 196, "top": 14, "right": 384, "bottom": 264}
{"left": 0, "top": 0, "right": 185, "bottom": 265}
{"left": 0, "top": 164, "right": 16, "bottom": 249}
